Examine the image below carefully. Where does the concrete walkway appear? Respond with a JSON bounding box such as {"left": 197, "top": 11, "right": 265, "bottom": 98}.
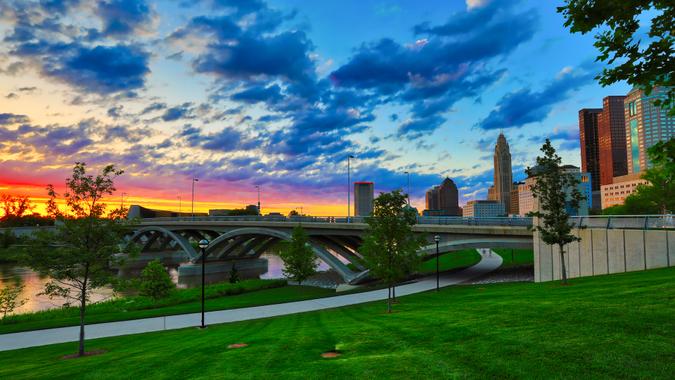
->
{"left": 0, "top": 250, "right": 502, "bottom": 352}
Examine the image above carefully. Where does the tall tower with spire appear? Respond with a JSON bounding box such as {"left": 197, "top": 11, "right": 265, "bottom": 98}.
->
{"left": 493, "top": 133, "right": 513, "bottom": 215}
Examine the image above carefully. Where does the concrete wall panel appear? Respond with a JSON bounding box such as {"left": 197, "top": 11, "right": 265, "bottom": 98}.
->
{"left": 552, "top": 244, "right": 561, "bottom": 281}
{"left": 644, "top": 230, "right": 668, "bottom": 269}
{"left": 607, "top": 229, "right": 626, "bottom": 274}
{"left": 579, "top": 228, "right": 594, "bottom": 277}
{"left": 534, "top": 231, "right": 541, "bottom": 282}
{"left": 539, "top": 241, "right": 553, "bottom": 282}
{"left": 668, "top": 230, "right": 675, "bottom": 267}
{"left": 624, "top": 230, "right": 645, "bottom": 272}
{"left": 591, "top": 229, "right": 609, "bottom": 275}
{"left": 567, "top": 239, "right": 580, "bottom": 278}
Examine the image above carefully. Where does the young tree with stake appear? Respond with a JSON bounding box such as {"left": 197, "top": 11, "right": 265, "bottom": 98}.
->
{"left": 360, "top": 190, "right": 424, "bottom": 313}
{"left": 23, "top": 162, "right": 137, "bottom": 357}
{"left": 526, "top": 140, "right": 585, "bottom": 284}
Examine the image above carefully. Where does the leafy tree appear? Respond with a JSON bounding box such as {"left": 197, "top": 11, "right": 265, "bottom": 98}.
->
{"left": 278, "top": 225, "right": 317, "bottom": 285}
{"left": 360, "top": 190, "right": 424, "bottom": 313}
{"left": 0, "top": 284, "right": 26, "bottom": 319}
{"left": 558, "top": 1, "right": 674, "bottom": 115}
{"left": 526, "top": 140, "right": 585, "bottom": 284}
{"left": 0, "top": 194, "right": 34, "bottom": 219}
{"left": 139, "top": 260, "right": 175, "bottom": 299}
{"left": 602, "top": 138, "right": 674, "bottom": 215}
{"left": 638, "top": 138, "right": 674, "bottom": 214}
{"left": 22, "top": 162, "right": 137, "bottom": 357}
{"left": 288, "top": 209, "right": 299, "bottom": 217}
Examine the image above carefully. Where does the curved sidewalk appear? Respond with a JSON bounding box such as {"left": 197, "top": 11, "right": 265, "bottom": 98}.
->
{"left": 0, "top": 251, "right": 502, "bottom": 352}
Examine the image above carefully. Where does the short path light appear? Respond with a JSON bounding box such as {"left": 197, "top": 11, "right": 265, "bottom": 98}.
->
{"left": 434, "top": 235, "right": 440, "bottom": 291}
{"left": 198, "top": 239, "right": 210, "bottom": 328}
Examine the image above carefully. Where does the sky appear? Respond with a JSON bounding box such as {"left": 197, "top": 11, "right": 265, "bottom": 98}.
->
{"left": 0, "top": 0, "right": 634, "bottom": 215}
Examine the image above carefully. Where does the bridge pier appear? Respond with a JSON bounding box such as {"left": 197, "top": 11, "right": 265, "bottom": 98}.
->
{"left": 177, "top": 258, "right": 268, "bottom": 277}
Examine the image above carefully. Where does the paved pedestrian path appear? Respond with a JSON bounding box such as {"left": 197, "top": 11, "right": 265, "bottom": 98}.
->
{"left": 0, "top": 251, "right": 502, "bottom": 352}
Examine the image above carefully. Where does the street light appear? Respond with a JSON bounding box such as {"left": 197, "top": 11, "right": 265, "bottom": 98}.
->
{"left": 347, "top": 155, "right": 355, "bottom": 223}
{"left": 177, "top": 196, "right": 182, "bottom": 215}
{"left": 404, "top": 171, "right": 411, "bottom": 205}
{"left": 120, "top": 192, "right": 128, "bottom": 209}
{"left": 198, "top": 239, "right": 209, "bottom": 329}
{"left": 434, "top": 235, "right": 440, "bottom": 291}
{"left": 191, "top": 177, "right": 199, "bottom": 220}
{"left": 255, "top": 185, "right": 261, "bottom": 216}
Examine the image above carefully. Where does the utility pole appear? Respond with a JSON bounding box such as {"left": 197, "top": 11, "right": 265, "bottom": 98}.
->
{"left": 255, "top": 185, "right": 261, "bottom": 216}
{"left": 191, "top": 177, "right": 199, "bottom": 220}
{"left": 404, "top": 171, "right": 411, "bottom": 205}
{"left": 347, "top": 155, "right": 354, "bottom": 223}
{"left": 178, "top": 196, "right": 182, "bottom": 215}
{"left": 120, "top": 192, "right": 127, "bottom": 209}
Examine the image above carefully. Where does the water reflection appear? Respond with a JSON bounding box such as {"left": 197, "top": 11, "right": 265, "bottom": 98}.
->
{"left": 0, "top": 252, "right": 337, "bottom": 315}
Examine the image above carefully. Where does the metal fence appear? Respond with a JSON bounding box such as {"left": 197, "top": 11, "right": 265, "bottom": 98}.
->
{"left": 569, "top": 215, "right": 675, "bottom": 230}
{"left": 140, "top": 215, "right": 534, "bottom": 227}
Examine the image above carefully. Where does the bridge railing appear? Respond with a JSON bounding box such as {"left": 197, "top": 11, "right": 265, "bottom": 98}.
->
{"left": 138, "top": 215, "right": 534, "bottom": 227}
{"left": 569, "top": 215, "right": 675, "bottom": 230}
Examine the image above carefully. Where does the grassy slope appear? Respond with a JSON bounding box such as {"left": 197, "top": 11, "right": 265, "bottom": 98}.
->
{"left": 418, "top": 249, "right": 481, "bottom": 273}
{"left": 492, "top": 248, "right": 534, "bottom": 267}
{"left": 1, "top": 267, "right": 672, "bottom": 379}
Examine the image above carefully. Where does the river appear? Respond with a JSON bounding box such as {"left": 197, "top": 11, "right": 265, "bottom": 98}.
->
{"left": 0, "top": 253, "right": 333, "bottom": 315}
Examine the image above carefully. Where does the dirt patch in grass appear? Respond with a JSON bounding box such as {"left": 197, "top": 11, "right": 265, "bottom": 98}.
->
{"left": 321, "top": 350, "right": 342, "bottom": 358}
{"left": 61, "top": 349, "right": 107, "bottom": 360}
{"left": 228, "top": 343, "right": 248, "bottom": 349}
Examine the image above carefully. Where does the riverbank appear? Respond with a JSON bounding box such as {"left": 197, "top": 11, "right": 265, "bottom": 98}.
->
{"left": 0, "top": 249, "right": 486, "bottom": 334}
{"left": 0, "top": 266, "right": 671, "bottom": 378}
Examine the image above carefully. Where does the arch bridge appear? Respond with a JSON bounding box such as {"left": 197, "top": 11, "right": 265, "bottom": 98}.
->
{"left": 127, "top": 217, "right": 534, "bottom": 284}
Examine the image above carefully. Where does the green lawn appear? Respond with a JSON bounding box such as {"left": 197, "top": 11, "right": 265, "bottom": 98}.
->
{"left": 0, "top": 280, "right": 333, "bottom": 334}
{"left": 492, "top": 248, "right": 534, "bottom": 267}
{"left": 418, "top": 249, "right": 481, "bottom": 273}
{"left": 2, "top": 267, "right": 672, "bottom": 379}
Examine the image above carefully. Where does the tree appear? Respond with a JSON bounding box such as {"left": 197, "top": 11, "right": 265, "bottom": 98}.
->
{"left": 360, "top": 190, "right": 424, "bottom": 313}
{"left": 638, "top": 138, "right": 674, "bottom": 214}
{"left": 601, "top": 138, "right": 674, "bottom": 215}
{"left": 0, "top": 284, "right": 26, "bottom": 319}
{"left": 527, "top": 140, "right": 585, "bottom": 284}
{"left": 22, "top": 162, "right": 136, "bottom": 357}
{"left": 558, "top": 1, "right": 674, "bottom": 115}
{"left": 1, "top": 194, "right": 34, "bottom": 219}
{"left": 139, "top": 260, "right": 175, "bottom": 300}
{"left": 278, "top": 225, "right": 317, "bottom": 285}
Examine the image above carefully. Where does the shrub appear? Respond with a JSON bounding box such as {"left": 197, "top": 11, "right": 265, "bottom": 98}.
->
{"left": 139, "top": 260, "right": 175, "bottom": 300}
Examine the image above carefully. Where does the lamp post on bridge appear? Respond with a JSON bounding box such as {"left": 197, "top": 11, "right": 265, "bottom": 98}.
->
{"left": 178, "top": 196, "right": 182, "bottom": 215}
{"left": 434, "top": 235, "right": 440, "bottom": 291}
{"left": 198, "top": 239, "right": 209, "bottom": 329}
{"left": 347, "top": 155, "right": 354, "bottom": 223}
{"left": 255, "top": 185, "right": 261, "bottom": 216}
{"left": 191, "top": 177, "right": 199, "bottom": 220}
{"left": 404, "top": 171, "right": 411, "bottom": 205}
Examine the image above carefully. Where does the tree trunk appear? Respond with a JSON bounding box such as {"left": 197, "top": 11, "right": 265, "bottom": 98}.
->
{"left": 559, "top": 244, "right": 568, "bottom": 285}
{"left": 78, "top": 267, "right": 89, "bottom": 357}
{"left": 392, "top": 282, "right": 397, "bottom": 303}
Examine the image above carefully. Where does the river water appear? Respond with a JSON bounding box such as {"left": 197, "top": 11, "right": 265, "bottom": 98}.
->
{"left": 0, "top": 253, "right": 333, "bottom": 315}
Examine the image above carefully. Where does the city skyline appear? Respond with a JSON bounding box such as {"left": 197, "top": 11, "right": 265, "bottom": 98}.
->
{"left": 0, "top": 0, "right": 634, "bottom": 215}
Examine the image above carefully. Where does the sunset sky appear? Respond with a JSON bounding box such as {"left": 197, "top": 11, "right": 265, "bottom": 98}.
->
{"left": 0, "top": 0, "right": 633, "bottom": 215}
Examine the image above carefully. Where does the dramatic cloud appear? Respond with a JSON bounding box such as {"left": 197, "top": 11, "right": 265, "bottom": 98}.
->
{"left": 476, "top": 66, "right": 597, "bottom": 130}
{"left": 0, "top": 113, "right": 29, "bottom": 125}
{"left": 95, "top": 0, "right": 155, "bottom": 37}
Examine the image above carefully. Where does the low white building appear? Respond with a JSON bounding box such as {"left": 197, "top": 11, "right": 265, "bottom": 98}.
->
{"left": 600, "top": 173, "right": 649, "bottom": 209}
{"left": 463, "top": 200, "right": 505, "bottom": 217}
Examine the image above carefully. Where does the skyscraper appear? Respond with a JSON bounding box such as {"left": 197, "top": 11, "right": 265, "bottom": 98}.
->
{"left": 598, "top": 96, "right": 628, "bottom": 186}
{"left": 492, "top": 133, "right": 512, "bottom": 214}
{"left": 625, "top": 87, "right": 675, "bottom": 174}
{"left": 354, "top": 181, "right": 374, "bottom": 216}
{"left": 423, "top": 178, "right": 461, "bottom": 216}
{"left": 579, "top": 108, "right": 602, "bottom": 192}
{"left": 425, "top": 186, "right": 440, "bottom": 210}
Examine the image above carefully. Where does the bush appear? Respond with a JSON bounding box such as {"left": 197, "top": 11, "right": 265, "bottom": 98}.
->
{"left": 139, "top": 260, "right": 175, "bottom": 300}
{"left": 229, "top": 263, "right": 240, "bottom": 284}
